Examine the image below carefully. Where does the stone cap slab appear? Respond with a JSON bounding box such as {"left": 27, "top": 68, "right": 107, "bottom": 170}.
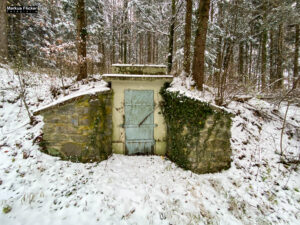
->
{"left": 111, "top": 64, "right": 167, "bottom": 75}
{"left": 102, "top": 74, "right": 173, "bottom": 82}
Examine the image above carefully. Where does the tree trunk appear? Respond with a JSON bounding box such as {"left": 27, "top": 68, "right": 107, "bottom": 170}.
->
{"left": 0, "top": 0, "right": 8, "bottom": 63}
{"left": 276, "top": 24, "right": 283, "bottom": 89}
{"left": 8, "top": 0, "right": 22, "bottom": 61}
{"left": 112, "top": 0, "right": 116, "bottom": 64}
{"left": 123, "top": 0, "right": 128, "bottom": 64}
{"left": 244, "top": 42, "right": 249, "bottom": 81}
{"left": 139, "top": 33, "right": 143, "bottom": 64}
{"left": 167, "top": 0, "right": 176, "bottom": 73}
{"left": 120, "top": 31, "right": 123, "bottom": 63}
{"left": 98, "top": 41, "right": 105, "bottom": 74}
{"left": 147, "top": 31, "right": 152, "bottom": 64}
{"left": 152, "top": 34, "right": 156, "bottom": 63}
{"left": 293, "top": 24, "right": 299, "bottom": 88}
{"left": 260, "top": 1, "right": 268, "bottom": 91}
{"left": 191, "top": 0, "right": 211, "bottom": 91}
{"left": 214, "top": 1, "right": 223, "bottom": 87}
{"left": 210, "top": 0, "right": 214, "bottom": 22}
{"left": 76, "top": 0, "right": 87, "bottom": 81}
{"left": 238, "top": 41, "right": 244, "bottom": 81}
{"left": 183, "top": 0, "right": 192, "bottom": 74}
{"left": 269, "top": 28, "right": 276, "bottom": 88}
{"left": 49, "top": 0, "right": 56, "bottom": 25}
{"left": 249, "top": 40, "right": 253, "bottom": 79}
{"left": 155, "top": 35, "right": 159, "bottom": 64}
{"left": 261, "top": 30, "right": 267, "bottom": 91}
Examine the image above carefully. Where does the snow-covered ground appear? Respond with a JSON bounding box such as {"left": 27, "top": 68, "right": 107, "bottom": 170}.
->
{"left": 0, "top": 67, "right": 299, "bottom": 225}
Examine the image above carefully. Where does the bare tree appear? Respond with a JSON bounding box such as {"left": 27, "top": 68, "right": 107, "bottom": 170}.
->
{"left": 191, "top": 0, "right": 211, "bottom": 91}
{"left": 294, "top": 24, "right": 299, "bottom": 89}
{"left": 183, "top": 0, "right": 193, "bottom": 75}
{"left": 275, "top": 24, "right": 284, "bottom": 89}
{"left": 167, "top": 0, "right": 176, "bottom": 73}
{"left": 123, "top": 0, "right": 129, "bottom": 64}
{"left": 0, "top": 0, "right": 8, "bottom": 63}
{"left": 260, "top": 2, "right": 268, "bottom": 91}
{"left": 76, "top": 0, "right": 87, "bottom": 81}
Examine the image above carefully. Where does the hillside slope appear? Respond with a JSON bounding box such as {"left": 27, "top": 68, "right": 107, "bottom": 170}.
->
{"left": 0, "top": 68, "right": 299, "bottom": 225}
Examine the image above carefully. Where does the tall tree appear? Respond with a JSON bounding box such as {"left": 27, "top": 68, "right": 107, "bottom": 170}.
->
{"left": 276, "top": 24, "right": 283, "bottom": 89}
{"left": 238, "top": 41, "right": 244, "bottom": 80}
{"left": 0, "top": 0, "right": 8, "bottom": 63}
{"left": 260, "top": 1, "right": 268, "bottom": 91}
{"left": 147, "top": 32, "right": 152, "bottom": 64}
{"left": 76, "top": 0, "right": 87, "bottom": 81}
{"left": 111, "top": 0, "right": 116, "bottom": 64}
{"left": 167, "top": 0, "right": 176, "bottom": 73}
{"left": 261, "top": 30, "right": 267, "bottom": 90}
{"left": 123, "top": 0, "right": 128, "bottom": 64}
{"left": 293, "top": 1, "right": 299, "bottom": 88}
{"left": 294, "top": 24, "right": 299, "bottom": 88}
{"left": 191, "top": 0, "right": 211, "bottom": 91}
{"left": 183, "top": 0, "right": 192, "bottom": 74}
{"left": 269, "top": 28, "right": 276, "bottom": 87}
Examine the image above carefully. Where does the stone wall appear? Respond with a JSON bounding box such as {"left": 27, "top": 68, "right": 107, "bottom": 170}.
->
{"left": 186, "top": 113, "right": 232, "bottom": 174}
{"left": 160, "top": 85, "right": 232, "bottom": 174}
{"left": 37, "top": 91, "right": 112, "bottom": 162}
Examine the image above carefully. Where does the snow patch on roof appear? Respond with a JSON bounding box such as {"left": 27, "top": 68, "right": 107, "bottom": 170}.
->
{"left": 34, "top": 80, "right": 109, "bottom": 113}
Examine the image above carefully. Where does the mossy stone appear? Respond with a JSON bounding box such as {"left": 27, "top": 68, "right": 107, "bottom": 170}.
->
{"left": 160, "top": 83, "right": 232, "bottom": 174}
{"left": 40, "top": 92, "right": 112, "bottom": 163}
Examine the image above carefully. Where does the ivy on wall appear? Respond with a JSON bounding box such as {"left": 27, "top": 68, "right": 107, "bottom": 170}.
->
{"left": 160, "top": 83, "right": 231, "bottom": 171}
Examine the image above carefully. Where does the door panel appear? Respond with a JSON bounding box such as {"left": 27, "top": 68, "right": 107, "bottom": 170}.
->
{"left": 125, "top": 105, "right": 154, "bottom": 125}
{"left": 125, "top": 126, "right": 154, "bottom": 140}
{"left": 125, "top": 90, "right": 154, "bottom": 155}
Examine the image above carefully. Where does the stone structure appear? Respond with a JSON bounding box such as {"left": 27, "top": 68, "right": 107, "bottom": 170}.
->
{"left": 103, "top": 65, "right": 173, "bottom": 155}
{"left": 34, "top": 91, "right": 112, "bottom": 162}
{"left": 34, "top": 64, "right": 232, "bottom": 174}
{"left": 160, "top": 88, "right": 232, "bottom": 174}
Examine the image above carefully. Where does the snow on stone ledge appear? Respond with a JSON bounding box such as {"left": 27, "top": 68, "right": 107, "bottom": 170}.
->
{"left": 34, "top": 80, "right": 110, "bottom": 114}
{"left": 168, "top": 76, "right": 231, "bottom": 113}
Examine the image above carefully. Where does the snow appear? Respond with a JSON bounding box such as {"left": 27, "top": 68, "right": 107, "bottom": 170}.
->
{"left": 112, "top": 64, "right": 167, "bottom": 68}
{"left": 0, "top": 67, "right": 300, "bottom": 225}
{"left": 169, "top": 76, "right": 231, "bottom": 113}
{"left": 102, "top": 74, "right": 173, "bottom": 78}
{"left": 34, "top": 80, "right": 109, "bottom": 114}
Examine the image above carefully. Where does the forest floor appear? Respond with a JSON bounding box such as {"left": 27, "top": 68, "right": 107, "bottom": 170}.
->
{"left": 0, "top": 66, "right": 299, "bottom": 225}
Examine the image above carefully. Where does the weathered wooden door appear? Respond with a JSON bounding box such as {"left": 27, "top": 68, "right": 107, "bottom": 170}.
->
{"left": 125, "top": 90, "right": 154, "bottom": 155}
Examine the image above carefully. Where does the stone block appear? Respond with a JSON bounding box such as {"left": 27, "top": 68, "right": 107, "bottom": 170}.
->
{"left": 61, "top": 142, "right": 84, "bottom": 157}
{"left": 80, "top": 118, "right": 90, "bottom": 126}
